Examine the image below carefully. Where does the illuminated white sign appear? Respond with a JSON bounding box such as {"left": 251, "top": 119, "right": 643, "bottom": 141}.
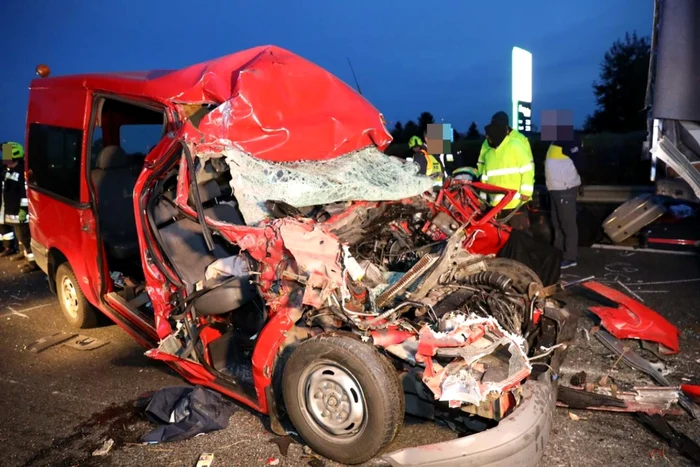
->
{"left": 512, "top": 47, "right": 533, "bottom": 131}
{"left": 512, "top": 47, "right": 532, "bottom": 102}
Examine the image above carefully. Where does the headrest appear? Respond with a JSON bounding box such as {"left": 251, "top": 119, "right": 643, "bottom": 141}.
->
{"left": 96, "top": 146, "right": 128, "bottom": 169}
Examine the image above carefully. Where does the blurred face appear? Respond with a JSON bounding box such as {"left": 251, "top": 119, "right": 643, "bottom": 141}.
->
{"left": 412, "top": 146, "right": 421, "bottom": 152}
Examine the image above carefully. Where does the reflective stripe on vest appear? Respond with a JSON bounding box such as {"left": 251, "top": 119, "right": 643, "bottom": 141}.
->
{"left": 423, "top": 152, "right": 444, "bottom": 186}
{"left": 481, "top": 136, "right": 533, "bottom": 209}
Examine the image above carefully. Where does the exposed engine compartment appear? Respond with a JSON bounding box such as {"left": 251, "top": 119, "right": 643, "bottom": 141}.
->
{"left": 267, "top": 198, "right": 554, "bottom": 423}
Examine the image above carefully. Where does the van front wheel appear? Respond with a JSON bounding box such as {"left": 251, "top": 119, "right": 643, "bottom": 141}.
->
{"left": 282, "top": 335, "right": 404, "bottom": 465}
{"left": 56, "top": 263, "right": 98, "bottom": 329}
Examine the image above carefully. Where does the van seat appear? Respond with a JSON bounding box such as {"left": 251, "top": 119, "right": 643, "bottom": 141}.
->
{"left": 91, "top": 146, "right": 140, "bottom": 260}
{"left": 158, "top": 217, "right": 255, "bottom": 315}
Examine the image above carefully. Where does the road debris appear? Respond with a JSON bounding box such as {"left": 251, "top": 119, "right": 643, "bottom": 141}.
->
{"left": 579, "top": 280, "right": 679, "bottom": 355}
{"left": 92, "top": 438, "right": 114, "bottom": 456}
{"left": 649, "top": 448, "right": 668, "bottom": 461}
{"left": 558, "top": 385, "right": 685, "bottom": 415}
{"left": 64, "top": 335, "right": 109, "bottom": 351}
{"left": 681, "top": 384, "right": 700, "bottom": 402}
{"left": 25, "top": 332, "right": 77, "bottom": 352}
{"left": 266, "top": 457, "right": 280, "bottom": 465}
{"left": 558, "top": 386, "right": 627, "bottom": 410}
{"left": 636, "top": 413, "right": 700, "bottom": 464}
{"left": 569, "top": 371, "right": 587, "bottom": 386}
{"left": 24, "top": 332, "right": 109, "bottom": 353}
{"left": 195, "top": 452, "right": 215, "bottom": 467}
{"left": 593, "top": 329, "right": 700, "bottom": 419}
{"left": 568, "top": 412, "right": 583, "bottom": 421}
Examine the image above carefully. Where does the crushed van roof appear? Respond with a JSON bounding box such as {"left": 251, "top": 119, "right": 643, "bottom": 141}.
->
{"left": 32, "top": 45, "right": 392, "bottom": 162}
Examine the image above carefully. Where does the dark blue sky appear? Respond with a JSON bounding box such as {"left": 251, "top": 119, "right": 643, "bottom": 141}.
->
{"left": 2, "top": 0, "right": 652, "bottom": 142}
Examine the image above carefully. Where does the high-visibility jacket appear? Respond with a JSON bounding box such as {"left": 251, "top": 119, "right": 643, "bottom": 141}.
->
{"left": 418, "top": 150, "right": 444, "bottom": 187}
{"left": 479, "top": 133, "right": 535, "bottom": 210}
{"left": 545, "top": 143, "right": 581, "bottom": 191}
{"left": 477, "top": 129, "right": 532, "bottom": 177}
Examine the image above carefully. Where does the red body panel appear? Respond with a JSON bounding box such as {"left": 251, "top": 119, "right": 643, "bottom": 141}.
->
{"left": 26, "top": 87, "right": 106, "bottom": 306}
{"left": 27, "top": 194, "right": 102, "bottom": 305}
{"left": 583, "top": 281, "right": 680, "bottom": 355}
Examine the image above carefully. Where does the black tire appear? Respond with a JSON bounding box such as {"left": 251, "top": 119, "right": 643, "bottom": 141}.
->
{"left": 282, "top": 334, "right": 404, "bottom": 465}
{"left": 55, "top": 263, "right": 99, "bottom": 329}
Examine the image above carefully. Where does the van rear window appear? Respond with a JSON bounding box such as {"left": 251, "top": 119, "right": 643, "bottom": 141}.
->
{"left": 27, "top": 123, "right": 83, "bottom": 203}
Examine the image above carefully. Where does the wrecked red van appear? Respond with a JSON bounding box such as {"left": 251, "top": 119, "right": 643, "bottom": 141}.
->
{"left": 26, "top": 46, "right": 574, "bottom": 466}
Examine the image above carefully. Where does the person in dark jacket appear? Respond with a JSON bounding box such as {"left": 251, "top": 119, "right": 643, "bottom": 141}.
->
{"left": 2, "top": 142, "right": 37, "bottom": 273}
{"left": 0, "top": 163, "right": 18, "bottom": 256}
{"left": 544, "top": 136, "right": 584, "bottom": 269}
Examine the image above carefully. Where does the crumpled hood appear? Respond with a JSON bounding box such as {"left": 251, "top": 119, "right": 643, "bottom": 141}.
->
{"left": 168, "top": 45, "right": 392, "bottom": 162}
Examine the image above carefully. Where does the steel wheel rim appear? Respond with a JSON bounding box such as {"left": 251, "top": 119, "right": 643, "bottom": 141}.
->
{"left": 61, "top": 275, "right": 80, "bottom": 319}
{"left": 298, "top": 361, "right": 367, "bottom": 443}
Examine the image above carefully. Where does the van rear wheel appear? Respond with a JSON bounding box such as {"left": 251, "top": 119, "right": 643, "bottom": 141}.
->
{"left": 56, "top": 263, "right": 98, "bottom": 329}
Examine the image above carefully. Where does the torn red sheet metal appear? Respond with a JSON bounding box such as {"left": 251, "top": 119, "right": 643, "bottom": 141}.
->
{"left": 581, "top": 281, "right": 679, "bottom": 355}
{"left": 277, "top": 220, "right": 344, "bottom": 308}
{"left": 183, "top": 46, "right": 392, "bottom": 162}
{"left": 371, "top": 328, "right": 414, "bottom": 347}
{"left": 681, "top": 384, "right": 700, "bottom": 403}
{"left": 417, "top": 315, "right": 531, "bottom": 408}
{"left": 416, "top": 321, "right": 486, "bottom": 357}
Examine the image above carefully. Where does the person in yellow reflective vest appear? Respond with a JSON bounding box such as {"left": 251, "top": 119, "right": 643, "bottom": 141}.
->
{"left": 477, "top": 111, "right": 533, "bottom": 179}
{"left": 408, "top": 136, "right": 444, "bottom": 188}
{"left": 480, "top": 120, "right": 535, "bottom": 231}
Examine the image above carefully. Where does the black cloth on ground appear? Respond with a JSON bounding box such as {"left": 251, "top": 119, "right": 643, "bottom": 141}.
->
{"left": 141, "top": 385, "right": 236, "bottom": 443}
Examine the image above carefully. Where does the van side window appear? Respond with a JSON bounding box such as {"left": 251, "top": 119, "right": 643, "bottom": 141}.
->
{"left": 27, "top": 123, "right": 83, "bottom": 203}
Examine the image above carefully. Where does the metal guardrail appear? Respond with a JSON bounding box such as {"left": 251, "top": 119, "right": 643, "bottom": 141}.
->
{"left": 576, "top": 185, "right": 655, "bottom": 204}
{"left": 534, "top": 185, "right": 655, "bottom": 204}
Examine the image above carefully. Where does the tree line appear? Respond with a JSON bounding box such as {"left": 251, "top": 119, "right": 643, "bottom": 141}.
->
{"left": 389, "top": 32, "right": 651, "bottom": 144}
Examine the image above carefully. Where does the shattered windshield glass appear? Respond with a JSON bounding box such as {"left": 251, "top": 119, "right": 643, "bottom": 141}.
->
{"left": 198, "top": 146, "right": 434, "bottom": 225}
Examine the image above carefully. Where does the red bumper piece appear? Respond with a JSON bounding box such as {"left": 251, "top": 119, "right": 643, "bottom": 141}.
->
{"left": 582, "top": 281, "right": 679, "bottom": 355}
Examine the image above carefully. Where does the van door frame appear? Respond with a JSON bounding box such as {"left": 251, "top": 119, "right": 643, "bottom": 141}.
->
{"left": 84, "top": 92, "right": 176, "bottom": 304}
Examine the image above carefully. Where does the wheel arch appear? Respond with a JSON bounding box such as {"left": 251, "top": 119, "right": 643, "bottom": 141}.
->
{"left": 47, "top": 248, "right": 97, "bottom": 307}
{"left": 47, "top": 247, "right": 69, "bottom": 294}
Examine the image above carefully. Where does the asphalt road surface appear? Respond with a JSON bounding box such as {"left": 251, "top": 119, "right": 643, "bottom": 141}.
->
{"left": 1, "top": 246, "right": 699, "bottom": 467}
